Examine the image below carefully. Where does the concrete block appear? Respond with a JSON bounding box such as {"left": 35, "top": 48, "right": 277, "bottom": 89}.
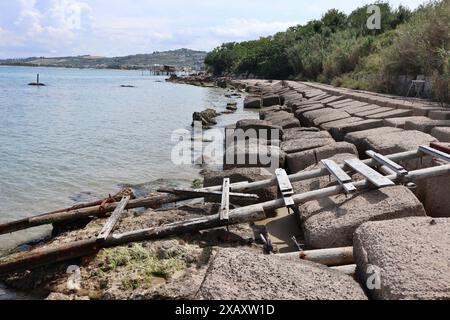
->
{"left": 320, "top": 117, "right": 364, "bottom": 131}
{"left": 313, "top": 111, "right": 351, "bottom": 126}
{"left": 354, "top": 217, "right": 450, "bottom": 300}
{"left": 327, "top": 98, "right": 355, "bottom": 107}
{"left": 383, "top": 116, "right": 430, "bottom": 129}
{"left": 302, "top": 108, "right": 335, "bottom": 126}
{"left": 235, "top": 119, "right": 283, "bottom": 140}
{"left": 329, "top": 119, "right": 384, "bottom": 141}
{"left": 405, "top": 119, "right": 450, "bottom": 133}
{"left": 424, "top": 158, "right": 450, "bottom": 217}
{"left": 299, "top": 186, "right": 426, "bottom": 249}
{"left": 431, "top": 127, "right": 450, "bottom": 142}
{"left": 428, "top": 110, "right": 450, "bottom": 120}
{"left": 259, "top": 105, "right": 291, "bottom": 120}
{"left": 197, "top": 248, "right": 368, "bottom": 300}
{"left": 224, "top": 143, "right": 286, "bottom": 171}
{"left": 265, "top": 112, "right": 301, "bottom": 129}
{"left": 286, "top": 142, "right": 358, "bottom": 173}
{"left": 353, "top": 107, "right": 392, "bottom": 118}
{"left": 366, "top": 109, "right": 413, "bottom": 119}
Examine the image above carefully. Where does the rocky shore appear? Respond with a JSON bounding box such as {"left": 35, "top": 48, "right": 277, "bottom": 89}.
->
{"left": 1, "top": 77, "right": 449, "bottom": 300}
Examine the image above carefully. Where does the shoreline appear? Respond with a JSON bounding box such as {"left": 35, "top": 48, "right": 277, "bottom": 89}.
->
{"left": 1, "top": 77, "right": 449, "bottom": 300}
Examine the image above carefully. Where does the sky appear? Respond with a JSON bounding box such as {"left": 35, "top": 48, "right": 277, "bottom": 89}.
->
{"left": 0, "top": 0, "right": 428, "bottom": 58}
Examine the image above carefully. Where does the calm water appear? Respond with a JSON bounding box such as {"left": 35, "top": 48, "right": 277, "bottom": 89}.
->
{"left": 0, "top": 66, "right": 256, "bottom": 256}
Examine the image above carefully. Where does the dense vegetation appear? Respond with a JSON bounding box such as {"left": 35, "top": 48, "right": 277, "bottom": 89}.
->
{"left": 205, "top": 0, "right": 449, "bottom": 102}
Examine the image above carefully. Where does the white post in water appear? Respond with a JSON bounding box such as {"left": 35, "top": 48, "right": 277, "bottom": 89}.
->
{"left": 37, "top": 73, "right": 40, "bottom": 84}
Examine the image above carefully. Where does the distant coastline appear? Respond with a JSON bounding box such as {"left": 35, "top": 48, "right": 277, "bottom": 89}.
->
{"left": 0, "top": 48, "right": 207, "bottom": 72}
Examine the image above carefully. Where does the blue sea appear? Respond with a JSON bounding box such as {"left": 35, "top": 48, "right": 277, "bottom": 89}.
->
{"left": 0, "top": 66, "right": 256, "bottom": 256}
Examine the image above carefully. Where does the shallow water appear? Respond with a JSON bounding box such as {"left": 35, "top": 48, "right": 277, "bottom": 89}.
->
{"left": 0, "top": 66, "right": 257, "bottom": 254}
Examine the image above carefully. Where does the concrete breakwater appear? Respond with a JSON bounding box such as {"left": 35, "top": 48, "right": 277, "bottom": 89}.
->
{"left": 1, "top": 78, "right": 449, "bottom": 300}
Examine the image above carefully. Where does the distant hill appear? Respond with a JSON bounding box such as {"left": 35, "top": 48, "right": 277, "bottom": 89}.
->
{"left": 0, "top": 48, "right": 207, "bottom": 70}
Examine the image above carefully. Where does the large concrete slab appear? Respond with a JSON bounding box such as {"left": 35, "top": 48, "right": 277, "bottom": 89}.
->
{"left": 429, "top": 110, "right": 450, "bottom": 120}
{"left": 286, "top": 142, "right": 358, "bottom": 173}
{"left": 327, "top": 98, "right": 355, "bottom": 107}
{"left": 405, "top": 119, "right": 450, "bottom": 133}
{"left": 282, "top": 128, "right": 329, "bottom": 141}
{"left": 313, "top": 111, "right": 351, "bottom": 126}
{"left": 383, "top": 116, "right": 430, "bottom": 129}
{"left": 224, "top": 143, "right": 286, "bottom": 171}
{"left": 424, "top": 158, "right": 450, "bottom": 217}
{"left": 341, "top": 104, "right": 381, "bottom": 115}
{"left": 431, "top": 127, "right": 450, "bottom": 142}
{"left": 329, "top": 119, "right": 384, "bottom": 141}
{"left": 354, "top": 217, "right": 450, "bottom": 300}
{"left": 197, "top": 248, "right": 368, "bottom": 300}
{"left": 244, "top": 96, "right": 262, "bottom": 109}
{"left": 299, "top": 186, "right": 426, "bottom": 249}
{"left": 292, "top": 153, "right": 359, "bottom": 194}
{"left": 259, "top": 105, "right": 291, "bottom": 120}
{"left": 320, "top": 117, "right": 364, "bottom": 131}
{"left": 334, "top": 100, "right": 369, "bottom": 109}
{"left": 281, "top": 137, "right": 335, "bottom": 154}
{"left": 294, "top": 104, "right": 327, "bottom": 117}
{"left": 366, "top": 109, "right": 413, "bottom": 119}
{"left": 265, "top": 112, "right": 301, "bottom": 129}
{"left": 302, "top": 108, "right": 335, "bottom": 126}
{"left": 353, "top": 107, "right": 392, "bottom": 118}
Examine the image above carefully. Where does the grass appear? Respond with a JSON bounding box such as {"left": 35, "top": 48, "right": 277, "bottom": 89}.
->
{"left": 99, "top": 244, "right": 186, "bottom": 290}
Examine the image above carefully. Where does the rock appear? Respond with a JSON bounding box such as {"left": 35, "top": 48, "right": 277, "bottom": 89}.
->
{"left": 344, "top": 127, "right": 404, "bottom": 157}
{"left": 431, "top": 127, "right": 450, "bottom": 142}
{"left": 192, "top": 109, "right": 219, "bottom": 127}
{"left": 244, "top": 96, "right": 262, "bottom": 109}
{"left": 320, "top": 117, "right": 365, "bottom": 131}
{"left": 429, "top": 110, "right": 450, "bottom": 120}
{"left": 334, "top": 100, "right": 369, "bottom": 110}
{"left": 354, "top": 217, "right": 450, "bottom": 300}
{"left": 197, "top": 248, "right": 368, "bottom": 300}
{"left": 224, "top": 143, "right": 286, "bottom": 172}
{"left": 340, "top": 104, "right": 381, "bottom": 115}
{"left": 282, "top": 128, "right": 325, "bottom": 141}
{"left": 46, "top": 293, "right": 90, "bottom": 300}
{"left": 353, "top": 107, "right": 392, "bottom": 118}
{"left": 286, "top": 142, "right": 358, "bottom": 173}
{"left": 299, "top": 186, "right": 426, "bottom": 249}
{"left": 202, "top": 167, "right": 277, "bottom": 205}
{"left": 301, "top": 108, "right": 335, "bottom": 126}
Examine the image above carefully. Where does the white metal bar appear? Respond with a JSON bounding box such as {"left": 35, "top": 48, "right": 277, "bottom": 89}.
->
{"left": 321, "top": 159, "right": 356, "bottom": 194}
{"left": 366, "top": 150, "right": 408, "bottom": 176}
{"left": 345, "top": 159, "right": 395, "bottom": 188}
{"left": 275, "top": 168, "right": 295, "bottom": 207}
